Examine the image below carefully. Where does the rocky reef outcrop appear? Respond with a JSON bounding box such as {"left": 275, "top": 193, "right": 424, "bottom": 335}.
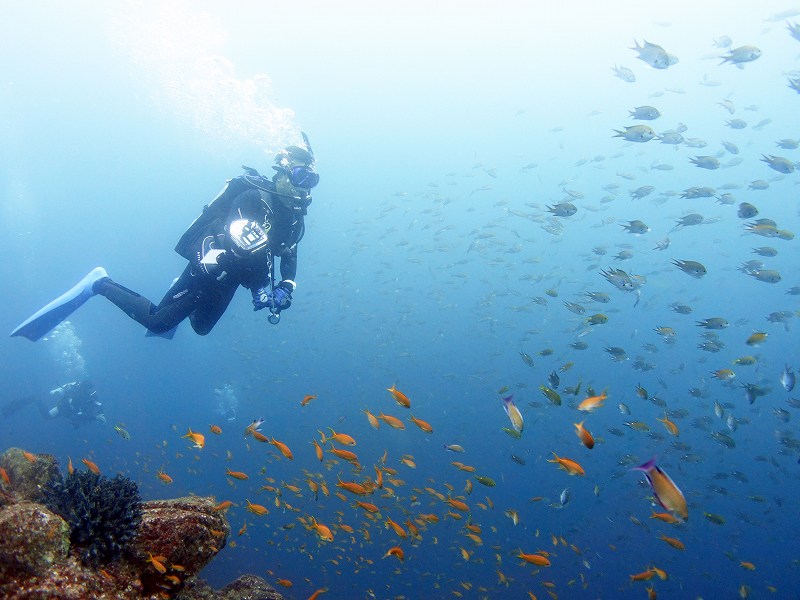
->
{"left": 0, "top": 448, "right": 285, "bottom": 600}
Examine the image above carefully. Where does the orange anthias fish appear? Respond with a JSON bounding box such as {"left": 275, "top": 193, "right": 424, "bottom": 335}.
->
{"left": 182, "top": 427, "right": 205, "bottom": 449}
{"left": 387, "top": 384, "right": 411, "bottom": 408}
{"left": 362, "top": 409, "right": 381, "bottom": 429}
{"left": 146, "top": 552, "right": 167, "bottom": 574}
{"left": 383, "top": 546, "right": 405, "bottom": 561}
{"left": 630, "top": 569, "right": 656, "bottom": 582}
{"left": 0, "top": 467, "right": 10, "bottom": 485}
{"left": 226, "top": 468, "right": 249, "bottom": 480}
{"left": 657, "top": 413, "right": 679, "bottom": 437}
{"left": 336, "top": 478, "right": 371, "bottom": 496}
{"left": 547, "top": 452, "right": 585, "bottom": 476}
{"left": 309, "top": 516, "right": 334, "bottom": 542}
{"left": 212, "top": 500, "right": 234, "bottom": 512}
{"left": 301, "top": 394, "right": 317, "bottom": 407}
{"left": 658, "top": 533, "right": 685, "bottom": 550}
{"left": 82, "top": 458, "right": 100, "bottom": 475}
{"left": 328, "top": 446, "right": 359, "bottom": 463}
{"left": 573, "top": 421, "right": 595, "bottom": 449}
{"left": 650, "top": 510, "right": 681, "bottom": 524}
{"left": 409, "top": 414, "right": 433, "bottom": 433}
{"left": 377, "top": 413, "right": 405, "bottom": 430}
{"left": 354, "top": 500, "right": 380, "bottom": 513}
{"left": 517, "top": 551, "right": 551, "bottom": 567}
{"left": 312, "top": 439, "right": 324, "bottom": 462}
{"left": 209, "top": 424, "right": 222, "bottom": 435}
{"left": 307, "top": 589, "right": 328, "bottom": 600}
{"left": 269, "top": 438, "right": 294, "bottom": 460}
{"left": 157, "top": 470, "right": 173, "bottom": 484}
{"left": 22, "top": 450, "right": 37, "bottom": 463}
{"left": 320, "top": 428, "right": 357, "bottom": 446}
{"left": 246, "top": 499, "right": 269, "bottom": 516}
{"left": 631, "top": 457, "right": 688, "bottom": 521}
{"left": 577, "top": 392, "right": 607, "bottom": 413}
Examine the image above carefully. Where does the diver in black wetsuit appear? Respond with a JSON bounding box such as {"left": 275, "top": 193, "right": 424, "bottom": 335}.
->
{"left": 2, "top": 380, "right": 105, "bottom": 428}
{"left": 10, "top": 135, "right": 319, "bottom": 340}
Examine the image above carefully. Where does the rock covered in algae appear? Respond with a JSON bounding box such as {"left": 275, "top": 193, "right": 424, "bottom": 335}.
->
{"left": 133, "top": 496, "right": 232, "bottom": 596}
{"left": 0, "top": 447, "right": 60, "bottom": 502}
{"left": 0, "top": 501, "right": 70, "bottom": 576}
{"left": 178, "top": 574, "right": 286, "bottom": 600}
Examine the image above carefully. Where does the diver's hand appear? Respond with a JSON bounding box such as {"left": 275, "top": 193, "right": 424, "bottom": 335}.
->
{"left": 252, "top": 284, "right": 293, "bottom": 312}
{"left": 252, "top": 287, "right": 272, "bottom": 311}
{"left": 269, "top": 284, "right": 293, "bottom": 311}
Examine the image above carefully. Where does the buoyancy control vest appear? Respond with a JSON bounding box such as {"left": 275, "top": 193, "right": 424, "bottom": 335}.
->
{"left": 174, "top": 166, "right": 277, "bottom": 261}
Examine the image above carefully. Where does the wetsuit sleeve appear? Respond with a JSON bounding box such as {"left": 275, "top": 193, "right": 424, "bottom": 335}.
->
{"left": 279, "top": 245, "right": 297, "bottom": 281}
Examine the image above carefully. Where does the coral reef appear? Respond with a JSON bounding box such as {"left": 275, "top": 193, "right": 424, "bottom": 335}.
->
{"left": 43, "top": 470, "right": 143, "bottom": 566}
{"left": 0, "top": 447, "right": 277, "bottom": 600}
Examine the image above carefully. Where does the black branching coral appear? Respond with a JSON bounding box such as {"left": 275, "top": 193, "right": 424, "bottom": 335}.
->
{"left": 43, "top": 471, "right": 143, "bottom": 566}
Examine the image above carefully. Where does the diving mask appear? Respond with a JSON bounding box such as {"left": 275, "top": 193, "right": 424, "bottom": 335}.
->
{"left": 273, "top": 164, "right": 319, "bottom": 189}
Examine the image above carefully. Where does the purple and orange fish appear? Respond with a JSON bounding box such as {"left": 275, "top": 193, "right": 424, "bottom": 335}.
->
{"left": 632, "top": 457, "right": 688, "bottom": 521}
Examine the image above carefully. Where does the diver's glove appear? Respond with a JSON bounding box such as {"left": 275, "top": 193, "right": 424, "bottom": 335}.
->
{"left": 252, "top": 281, "right": 294, "bottom": 312}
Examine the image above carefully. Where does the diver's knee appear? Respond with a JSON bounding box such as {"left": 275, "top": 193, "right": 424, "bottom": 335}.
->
{"left": 191, "top": 323, "right": 213, "bottom": 336}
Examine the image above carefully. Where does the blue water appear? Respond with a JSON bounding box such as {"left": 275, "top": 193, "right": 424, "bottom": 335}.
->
{"left": 2, "top": 2, "right": 800, "bottom": 599}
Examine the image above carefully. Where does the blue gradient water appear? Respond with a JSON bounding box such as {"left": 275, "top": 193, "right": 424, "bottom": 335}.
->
{"left": 2, "top": 2, "right": 799, "bottom": 599}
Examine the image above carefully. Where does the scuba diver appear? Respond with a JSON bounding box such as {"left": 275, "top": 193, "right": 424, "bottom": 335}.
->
{"left": 1, "top": 380, "right": 105, "bottom": 428}
{"left": 11, "top": 135, "right": 319, "bottom": 340}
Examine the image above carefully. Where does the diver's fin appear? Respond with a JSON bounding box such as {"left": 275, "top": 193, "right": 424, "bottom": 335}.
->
{"left": 145, "top": 325, "right": 178, "bottom": 339}
{"left": 10, "top": 267, "right": 108, "bottom": 341}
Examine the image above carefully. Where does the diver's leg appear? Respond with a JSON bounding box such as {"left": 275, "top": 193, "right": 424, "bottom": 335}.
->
{"left": 188, "top": 278, "right": 239, "bottom": 335}
{"left": 1, "top": 395, "right": 40, "bottom": 418}
{"left": 94, "top": 267, "right": 200, "bottom": 334}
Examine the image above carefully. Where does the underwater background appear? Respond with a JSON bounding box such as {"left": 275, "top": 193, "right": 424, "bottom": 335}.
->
{"left": 2, "top": 1, "right": 800, "bottom": 598}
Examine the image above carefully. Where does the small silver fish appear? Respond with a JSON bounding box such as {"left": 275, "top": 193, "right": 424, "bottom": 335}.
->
{"left": 690, "top": 156, "right": 720, "bottom": 170}
{"left": 629, "top": 105, "right": 661, "bottom": 120}
{"left": 672, "top": 259, "right": 707, "bottom": 278}
{"left": 613, "top": 125, "right": 656, "bottom": 143}
{"left": 546, "top": 202, "right": 577, "bottom": 217}
{"left": 781, "top": 365, "right": 796, "bottom": 392}
{"left": 612, "top": 64, "right": 636, "bottom": 82}
{"left": 714, "top": 400, "right": 724, "bottom": 419}
{"left": 761, "top": 154, "right": 796, "bottom": 174}
{"left": 720, "top": 45, "right": 761, "bottom": 67}
{"left": 621, "top": 220, "right": 650, "bottom": 235}
{"left": 631, "top": 39, "right": 678, "bottom": 69}
{"left": 748, "top": 269, "right": 781, "bottom": 284}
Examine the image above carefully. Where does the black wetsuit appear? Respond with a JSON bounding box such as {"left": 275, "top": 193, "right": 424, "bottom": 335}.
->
{"left": 95, "top": 175, "right": 304, "bottom": 335}
{"left": 1, "top": 381, "right": 103, "bottom": 427}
